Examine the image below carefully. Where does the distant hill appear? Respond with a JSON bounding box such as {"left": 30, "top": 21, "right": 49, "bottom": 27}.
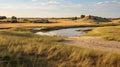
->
{"left": 77, "top": 15, "right": 111, "bottom": 23}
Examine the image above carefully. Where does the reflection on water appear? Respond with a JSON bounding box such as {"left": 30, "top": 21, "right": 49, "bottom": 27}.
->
{"left": 35, "top": 27, "right": 96, "bottom": 36}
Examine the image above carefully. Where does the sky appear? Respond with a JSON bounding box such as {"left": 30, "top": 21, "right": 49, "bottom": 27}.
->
{"left": 0, "top": 0, "right": 120, "bottom": 18}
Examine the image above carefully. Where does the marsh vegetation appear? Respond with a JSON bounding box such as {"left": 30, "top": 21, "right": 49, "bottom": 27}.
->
{"left": 0, "top": 28, "right": 120, "bottom": 67}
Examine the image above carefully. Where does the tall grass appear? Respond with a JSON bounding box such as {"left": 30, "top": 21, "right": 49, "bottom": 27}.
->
{"left": 84, "top": 26, "right": 120, "bottom": 41}
{"left": 0, "top": 28, "right": 120, "bottom": 67}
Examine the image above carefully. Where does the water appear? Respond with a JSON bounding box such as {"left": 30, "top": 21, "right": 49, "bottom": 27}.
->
{"left": 35, "top": 27, "right": 96, "bottom": 36}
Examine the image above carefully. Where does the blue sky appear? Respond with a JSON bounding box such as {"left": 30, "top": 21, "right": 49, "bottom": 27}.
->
{"left": 0, "top": 0, "right": 120, "bottom": 18}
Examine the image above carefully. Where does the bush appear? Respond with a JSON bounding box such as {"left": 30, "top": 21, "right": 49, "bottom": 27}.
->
{"left": 11, "top": 16, "right": 17, "bottom": 23}
{"left": 34, "top": 19, "right": 49, "bottom": 23}
{"left": 71, "top": 17, "right": 78, "bottom": 20}
{"left": 0, "top": 16, "right": 7, "bottom": 20}
{"left": 81, "top": 15, "right": 85, "bottom": 18}
{"left": 23, "top": 19, "right": 29, "bottom": 22}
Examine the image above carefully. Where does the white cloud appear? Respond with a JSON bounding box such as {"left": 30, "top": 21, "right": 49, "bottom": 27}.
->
{"left": 31, "top": 0, "right": 63, "bottom": 2}
{"left": 30, "top": 0, "right": 63, "bottom": 7}
{"left": 96, "top": 1, "right": 120, "bottom": 7}
{"left": 47, "top": 0, "right": 60, "bottom": 4}
{"left": 0, "top": 0, "right": 83, "bottom": 17}
{"left": 31, "top": 0, "right": 38, "bottom": 1}
{"left": 0, "top": 4, "right": 57, "bottom": 10}
{"left": 60, "top": 4, "right": 82, "bottom": 9}
{"left": 0, "top": 0, "right": 83, "bottom": 10}
{"left": 31, "top": 0, "right": 63, "bottom": 4}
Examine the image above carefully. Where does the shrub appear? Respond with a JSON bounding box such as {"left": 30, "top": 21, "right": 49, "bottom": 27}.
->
{"left": 22, "top": 19, "right": 29, "bottom": 23}
{"left": 81, "top": 15, "right": 85, "bottom": 18}
{"left": 71, "top": 17, "right": 78, "bottom": 20}
{"left": 0, "top": 16, "right": 7, "bottom": 20}
{"left": 34, "top": 19, "right": 49, "bottom": 23}
{"left": 11, "top": 16, "right": 17, "bottom": 23}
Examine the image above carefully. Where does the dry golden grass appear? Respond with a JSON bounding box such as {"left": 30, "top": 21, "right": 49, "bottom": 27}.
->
{"left": 0, "top": 19, "right": 120, "bottom": 29}
{"left": 112, "top": 19, "right": 120, "bottom": 23}
{"left": 0, "top": 28, "right": 120, "bottom": 67}
{"left": 84, "top": 26, "right": 120, "bottom": 41}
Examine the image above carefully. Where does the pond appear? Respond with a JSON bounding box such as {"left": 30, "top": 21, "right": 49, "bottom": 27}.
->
{"left": 35, "top": 27, "right": 97, "bottom": 36}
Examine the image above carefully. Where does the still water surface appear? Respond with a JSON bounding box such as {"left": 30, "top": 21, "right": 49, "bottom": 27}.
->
{"left": 35, "top": 27, "right": 96, "bottom": 36}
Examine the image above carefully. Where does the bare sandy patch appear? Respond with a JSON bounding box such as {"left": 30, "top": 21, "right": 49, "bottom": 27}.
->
{"left": 64, "top": 36, "right": 120, "bottom": 53}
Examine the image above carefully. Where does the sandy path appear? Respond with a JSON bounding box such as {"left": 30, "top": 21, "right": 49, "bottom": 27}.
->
{"left": 64, "top": 36, "right": 120, "bottom": 53}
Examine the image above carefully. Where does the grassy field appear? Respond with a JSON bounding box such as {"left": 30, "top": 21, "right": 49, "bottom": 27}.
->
{"left": 84, "top": 26, "right": 120, "bottom": 41}
{"left": 0, "top": 18, "right": 120, "bottom": 29}
{"left": 0, "top": 28, "right": 120, "bottom": 67}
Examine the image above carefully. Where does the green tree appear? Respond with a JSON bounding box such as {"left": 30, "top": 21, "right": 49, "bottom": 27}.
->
{"left": 72, "top": 17, "right": 78, "bottom": 20}
{"left": 11, "top": 16, "right": 17, "bottom": 23}
{"left": 0, "top": 16, "right": 7, "bottom": 19}
{"left": 80, "top": 15, "right": 85, "bottom": 18}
